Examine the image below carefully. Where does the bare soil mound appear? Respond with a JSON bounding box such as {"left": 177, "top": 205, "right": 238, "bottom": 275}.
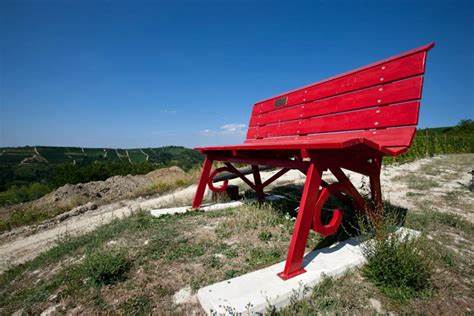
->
{"left": 42, "top": 166, "right": 186, "bottom": 207}
{"left": 0, "top": 166, "right": 187, "bottom": 221}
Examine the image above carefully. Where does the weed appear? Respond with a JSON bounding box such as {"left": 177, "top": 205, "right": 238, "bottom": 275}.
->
{"left": 120, "top": 295, "right": 151, "bottom": 314}
{"left": 406, "top": 208, "right": 473, "bottom": 235}
{"left": 223, "top": 247, "right": 238, "bottom": 259}
{"left": 224, "top": 269, "right": 239, "bottom": 279}
{"left": 439, "top": 248, "right": 456, "bottom": 268}
{"left": 136, "top": 175, "right": 196, "bottom": 198}
{"left": 394, "top": 174, "right": 440, "bottom": 191}
{"left": 0, "top": 182, "right": 52, "bottom": 207}
{"left": 362, "top": 232, "right": 432, "bottom": 301}
{"left": 245, "top": 247, "right": 282, "bottom": 267}
{"left": 433, "top": 212, "right": 472, "bottom": 232}
{"left": 258, "top": 231, "right": 272, "bottom": 241}
{"left": 0, "top": 205, "right": 76, "bottom": 232}
{"left": 81, "top": 249, "right": 131, "bottom": 286}
{"left": 204, "top": 256, "right": 223, "bottom": 269}
{"left": 275, "top": 271, "right": 374, "bottom": 315}
{"left": 309, "top": 276, "right": 337, "bottom": 310}
{"left": 164, "top": 241, "right": 206, "bottom": 262}
{"left": 154, "top": 285, "right": 174, "bottom": 297}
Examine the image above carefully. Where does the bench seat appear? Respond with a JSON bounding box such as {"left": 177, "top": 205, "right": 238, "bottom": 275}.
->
{"left": 197, "top": 126, "right": 416, "bottom": 156}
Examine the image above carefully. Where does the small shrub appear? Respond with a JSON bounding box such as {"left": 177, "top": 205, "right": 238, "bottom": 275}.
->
{"left": 0, "top": 208, "right": 55, "bottom": 232}
{"left": 362, "top": 233, "right": 432, "bottom": 301}
{"left": 120, "top": 295, "right": 151, "bottom": 314}
{"left": 204, "top": 256, "right": 222, "bottom": 269}
{"left": 224, "top": 269, "right": 239, "bottom": 279}
{"left": 433, "top": 212, "right": 471, "bottom": 232}
{"left": 245, "top": 247, "right": 281, "bottom": 267}
{"left": 273, "top": 275, "right": 336, "bottom": 314}
{"left": 258, "top": 231, "right": 272, "bottom": 242}
{"left": 164, "top": 242, "right": 205, "bottom": 261}
{"left": 82, "top": 250, "right": 131, "bottom": 286}
{"left": 154, "top": 285, "right": 173, "bottom": 297}
{"left": 223, "top": 247, "right": 238, "bottom": 259}
{"left": 309, "top": 276, "right": 337, "bottom": 310}
{"left": 0, "top": 182, "right": 52, "bottom": 206}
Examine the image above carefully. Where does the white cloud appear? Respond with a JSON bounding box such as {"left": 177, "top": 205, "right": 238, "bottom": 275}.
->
{"left": 199, "top": 129, "right": 214, "bottom": 136}
{"left": 160, "top": 109, "right": 177, "bottom": 114}
{"left": 199, "top": 123, "right": 246, "bottom": 136}
{"left": 219, "top": 123, "right": 246, "bottom": 134}
{"left": 151, "top": 130, "right": 177, "bottom": 136}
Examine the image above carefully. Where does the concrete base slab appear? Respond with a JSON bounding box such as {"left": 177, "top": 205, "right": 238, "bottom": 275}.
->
{"left": 149, "top": 195, "right": 285, "bottom": 217}
{"left": 197, "top": 227, "right": 420, "bottom": 315}
{"left": 150, "top": 201, "right": 244, "bottom": 217}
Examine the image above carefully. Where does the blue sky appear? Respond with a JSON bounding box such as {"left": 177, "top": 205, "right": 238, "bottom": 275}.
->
{"left": 1, "top": 0, "right": 473, "bottom": 148}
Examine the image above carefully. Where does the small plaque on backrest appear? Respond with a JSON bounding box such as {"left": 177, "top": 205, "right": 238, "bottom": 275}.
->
{"left": 274, "top": 96, "right": 288, "bottom": 107}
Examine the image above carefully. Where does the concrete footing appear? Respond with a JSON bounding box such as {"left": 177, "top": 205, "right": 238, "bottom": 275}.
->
{"left": 149, "top": 195, "right": 285, "bottom": 218}
{"left": 197, "top": 227, "right": 420, "bottom": 315}
{"left": 149, "top": 201, "right": 244, "bottom": 217}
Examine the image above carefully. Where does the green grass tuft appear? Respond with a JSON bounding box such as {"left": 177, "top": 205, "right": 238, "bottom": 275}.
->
{"left": 258, "top": 230, "right": 273, "bottom": 241}
{"left": 362, "top": 232, "right": 433, "bottom": 301}
{"left": 82, "top": 250, "right": 131, "bottom": 286}
{"left": 120, "top": 295, "right": 151, "bottom": 314}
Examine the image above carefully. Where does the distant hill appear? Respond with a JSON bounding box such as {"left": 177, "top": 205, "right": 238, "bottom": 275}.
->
{"left": 0, "top": 146, "right": 203, "bottom": 169}
{"left": 387, "top": 119, "right": 474, "bottom": 164}
{"left": 0, "top": 146, "right": 203, "bottom": 203}
{"left": 418, "top": 119, "right": 474, "bottom": 136}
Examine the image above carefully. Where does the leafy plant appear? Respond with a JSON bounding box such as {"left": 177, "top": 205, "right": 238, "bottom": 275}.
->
{"left": 258, "top": 230, "right": 273, "bottom": 241}
{"left": 81, "top": 250, "right": 131, "bottom": 286}
{"left": 361, "top": 213, "right": 433, "bottom": 301}
{"left": 0, "top": 183, "right": 52, "bottom": 206}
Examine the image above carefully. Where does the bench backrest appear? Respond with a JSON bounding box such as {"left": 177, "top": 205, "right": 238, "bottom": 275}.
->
{"left": 245, "top": 43, "right": 434, "bottom": 146}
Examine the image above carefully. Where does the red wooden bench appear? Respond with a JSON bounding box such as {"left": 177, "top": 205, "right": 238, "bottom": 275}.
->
{"left": 192, "top": 43, "right": 434, "bottom": 280}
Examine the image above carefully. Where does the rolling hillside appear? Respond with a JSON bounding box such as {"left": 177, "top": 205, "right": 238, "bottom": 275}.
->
{"left": 0, "top": 146, "right": 203, "bottom": 205}
{"left": 0, "top": 146, "right": 202, "bottom": 168}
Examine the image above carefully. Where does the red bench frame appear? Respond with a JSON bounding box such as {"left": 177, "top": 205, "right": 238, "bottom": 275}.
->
{"left": 192, "top": 43, "right": 434, "bottom": 280}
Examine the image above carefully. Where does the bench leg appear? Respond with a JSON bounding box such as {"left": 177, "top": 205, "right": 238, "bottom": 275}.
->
{"left": 330, "top": 167, "right": 367, "bottom": 212}
{"left": 369, "top": 158, "right": 382, "bottom": 211}
{"left": 251, "top": 165, "right": 265, "bottom": 202}
{"left": 278, "top": 163, "right": 322, "bottom": 280}
{"left": 192, "top": 157, "right": 213, "bottom": 209}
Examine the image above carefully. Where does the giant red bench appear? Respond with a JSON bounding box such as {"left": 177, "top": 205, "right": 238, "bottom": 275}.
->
{"left": 192, "top": 43, "right": 434, "bottom": 280}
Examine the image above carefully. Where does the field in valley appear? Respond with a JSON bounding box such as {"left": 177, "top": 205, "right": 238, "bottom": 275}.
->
{"left": 0, "top": 146, "right": 202, "bottom": 167}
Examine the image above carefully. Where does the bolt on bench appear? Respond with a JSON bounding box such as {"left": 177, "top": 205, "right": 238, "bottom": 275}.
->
{"left": 192, "top": 43, "right": 434, "bottom": 280}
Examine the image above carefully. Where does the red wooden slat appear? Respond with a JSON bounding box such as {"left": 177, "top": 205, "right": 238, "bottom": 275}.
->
{"left": 247, "top": 101, "right": 419, "bottom": 139}
{"left": 242, "top": 127, "right": 415, "bottom": 149}
{"left": 250, "top": 76, "right": 423, "bottom": 127}
{"left": 198, "top": 126, "right": 416, "bottom": 152}
{"left": 255, "top": 51, "right": 427, "bottom": 114}
{"left": 382, "top": 146, "right": 410, "bottom": 155}
{"left": 254, "top": 43, "right": 432, "bottom": 114}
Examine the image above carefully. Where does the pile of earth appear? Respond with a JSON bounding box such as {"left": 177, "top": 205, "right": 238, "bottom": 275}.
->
{"left": 41, "top": 166, "right": 186, "bottom": 207}
{"left": 0, "top": 166, "right": 187, "bottom": 218}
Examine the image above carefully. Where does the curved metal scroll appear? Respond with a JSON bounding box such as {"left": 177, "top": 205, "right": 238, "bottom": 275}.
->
{"left": 207, "top": 167, "right": 231, "bottom": 192}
